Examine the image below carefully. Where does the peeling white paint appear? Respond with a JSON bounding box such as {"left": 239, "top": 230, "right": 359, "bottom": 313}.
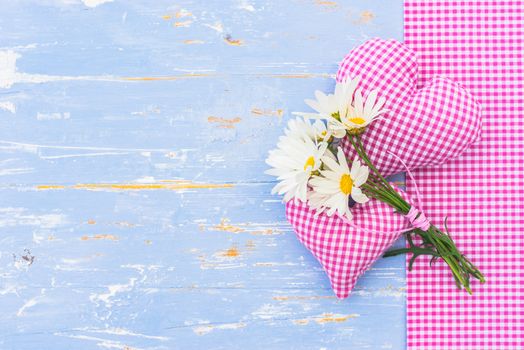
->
{"left": 17, "top": 297, "right": 38, "bottom": 316}
{"left": 74, "top": 327, "right": 168, "bottom": 341}
{"left": 54, "top": 264, "right": 99, "bottom": 272}
{"left": 238, "top": 0, "right": 256, "bottom": 12}
{"left": 252, "top": 261, "right": 299, "bottom": 267}
{"left": 252, "top": 303, "right": 292, "bottom": 320}
{"left": 0, "top": 50, "right": 118, "bottom": 89}
{"left": 0, "top": 140, "right": 175, "bottom": 154}
{"left": 0, "top": 207, "right": 67, "bottom": 228}
{"left": 121, "top": 264, "right": 161, "bottom": 275}
{"left": 90, "top": 278, "right": 137, "bottom": 308}
{"left": 39, "top": 152, "right": 128, "bottom": 160}
{"left": 61, "top": 254, "right": 100, "bottom": 265}
{"left": 351, "top": 285, "right": 406, "bottom": 298}
{"left": 82, "top": 0, "right": 114, "bottom": 8}
{"left": 204, "top": 21, "right": 224, "bottom": 33}
{"left": 0, "top": 283, "right": 23, "bottom": 296}
{"left": 0, "top": 167, "right": 33, "bottom": 176}
{"left": 0, "top": 50, "right": 19, "bottom": 89}
{"left": 193, "top": 322, "right": 246, "bottom": 335}
{"left": 33, "top": 231, "right": 46, "bottom": 244}
{"left": 17, "top": 288, "right": 45, "bottom": 316}
{"left": 36, "top": 112, "right": 70, "bottom": 120}
{"left": 0, "top": 101, "right": 16, "bottom": 113}
{"left": 199, "top": 261, "right": 247, "bottom": 270}
{"left": 53, "top": 333, "right": 144, "bottom": 350}
{"left": 0, "top": 43, "right": 38, "bottom": 51}
{"left": 131, "top": 105, "right": 160, "bottom": 116}
{"left": 177, "top": 9, "right": 192, "bottom": 18}
{"left": 134, "top": 176, "right": 156, "bottom": 184}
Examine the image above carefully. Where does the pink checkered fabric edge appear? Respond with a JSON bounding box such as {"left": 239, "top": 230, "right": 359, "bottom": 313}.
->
{"left": 286, "top": 186, "right": 412, "bottom": 299}
{"left": 404, "top": 1, "right": 524, "bottom": 349}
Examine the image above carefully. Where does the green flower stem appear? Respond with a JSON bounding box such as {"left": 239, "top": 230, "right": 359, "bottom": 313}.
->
{"left": 349, "top": 135, "right": 400, "bottom": 197}
{"left": 383, "top": 246, "right": 439, "bottom": 257}
{"left": 345, "top": 131, "right": 485, "bottom": 294}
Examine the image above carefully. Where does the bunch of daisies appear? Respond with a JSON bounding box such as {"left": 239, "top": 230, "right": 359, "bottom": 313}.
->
{"left": 266, "top": 76, "right": 485, "bottom": 294}
{"left": 266, "top": 76, "right": 386, "bottom": 221}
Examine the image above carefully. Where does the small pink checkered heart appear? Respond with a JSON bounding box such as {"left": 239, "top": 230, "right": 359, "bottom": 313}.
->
{"left": 287, "top": 187, "right": 413, "bottom": 298}
{"left": 286, "top": 38, "right": 482, "bottom": 298}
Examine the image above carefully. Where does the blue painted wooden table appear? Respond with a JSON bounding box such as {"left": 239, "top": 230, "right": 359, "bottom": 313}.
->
{"left": 0, "top": 1, "right": 405, "bottom": 349}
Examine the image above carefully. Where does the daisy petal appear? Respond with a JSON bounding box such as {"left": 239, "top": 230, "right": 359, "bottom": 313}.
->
{"left": 351, "top": 186, "right": 369, "bottom": 204}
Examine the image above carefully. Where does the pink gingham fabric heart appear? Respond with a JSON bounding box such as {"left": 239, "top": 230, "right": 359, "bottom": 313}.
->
{"left": 287, "top": 186, "right": 412, "bottom": 299}
{"left": 338, "top": 38, "right": 482, "bottom": 177}
{"left": 286, "top": 38, "right": 483, "bottom": 298}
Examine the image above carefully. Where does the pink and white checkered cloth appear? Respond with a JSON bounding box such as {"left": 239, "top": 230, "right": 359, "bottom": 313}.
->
{"left": 286, "top": 38, "right": 483, "bottom": 298}
{"left": 404, "top": 1, "right": 524, "bottom": 349}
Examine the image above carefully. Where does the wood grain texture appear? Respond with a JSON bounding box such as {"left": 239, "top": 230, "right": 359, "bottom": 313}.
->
{"left": 0, "top": 1, "right": 405, "bottom": 349}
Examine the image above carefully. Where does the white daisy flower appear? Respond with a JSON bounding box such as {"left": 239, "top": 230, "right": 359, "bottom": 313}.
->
{"left": 285, "top": 117, "right": 332, "bottom": 142}
{"left": 265, "top": 118, "right": 329, "bottom": 202}
{"left": 308, "top": 148, "right": 370, "bottom": 220}
{"left": 329, "top": 87, "right": 387, "bottom": 137}
{"left": 294, "top": 76, "right": 387, "bottom": 137}
{"left": 294, "top": 77, "right": 359, "bottom": 121}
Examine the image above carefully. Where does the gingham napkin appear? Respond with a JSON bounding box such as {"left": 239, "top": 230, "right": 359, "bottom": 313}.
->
{"left": 404, "top": 2, "right": 524, "bottom": 349}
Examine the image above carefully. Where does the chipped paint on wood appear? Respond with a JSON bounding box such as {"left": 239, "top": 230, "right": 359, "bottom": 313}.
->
{"left": 174, "top": 20, "right": 193, "bottom": 28}
{"left": 193, "top": 322, "right": 246, "bottom": 336}
{"left": 265, "top": 73, "right": 335, "bottom": 79}
{"left": 122, "top": 73, "right": 213, "bottom": 81}
{"left": 203, "top": 218, "right": 281, "bottom": 236}
{"left": 176, "top": 9, "right": 193, "bottom": 18}
{"left": 272, "top": 295, "right": 336, "bottom": 301}
{"left": 207, "top": 218, "right": 246, "bottom": 233}
{"left": 36, "top": 181, "right": 234, "bottom": 191}
{"left": 0, "top": 1, "right": 405, "bottom": 349}
{"left": 315, "top": 0, "right": 338, "bottom": 7}
{"left": 223, "top": 35, "right": 244, "bottom": 46}
{"left": 183, "top": 39, "right": 205, "bottom": 45}
{"left": 218, "top": 246, "right": 241, "bottom": 258}
{"left": 293, "top": 313, "right": 359, "bottom": 325}
{"left": 355, "top": 10, "right": 376, "bottom": 25}
{"left": 251, "top": 107, "right": 284, "bottom": 118}
{"left": 36, "top": 185, "right": 66, "bottom": 190}
{"left": 207, "top": 116, "right": 242, "bottom": 129}
{"left": 80, "top": 234, "right": 119, "bottom": 241}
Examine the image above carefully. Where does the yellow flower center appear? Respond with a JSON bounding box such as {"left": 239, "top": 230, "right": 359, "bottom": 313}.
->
{"left": 317, "top": 130, "right": 328, "bottom": 141}
{"left": 304, "top": 156, "right": 315, "bottom": 170}
{"left": 339, "top": 174, "right": 353, "bottom": 195}
{"left": 348, "top": 117, "right": 366, "bottom": 125}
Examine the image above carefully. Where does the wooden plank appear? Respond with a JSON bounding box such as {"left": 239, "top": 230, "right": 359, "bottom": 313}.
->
{"left": 0, "top": 1, "right": 405, "bottom": 349}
